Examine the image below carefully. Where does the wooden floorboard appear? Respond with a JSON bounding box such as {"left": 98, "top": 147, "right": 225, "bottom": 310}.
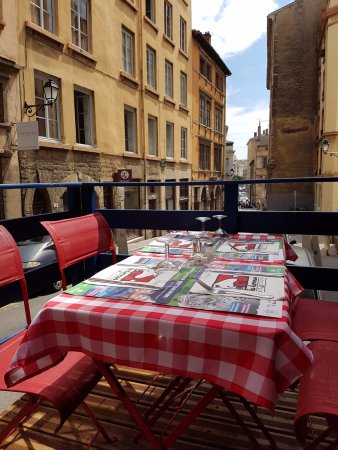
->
{"left": 0, "top": 365, "right": 334, "bottom": 449}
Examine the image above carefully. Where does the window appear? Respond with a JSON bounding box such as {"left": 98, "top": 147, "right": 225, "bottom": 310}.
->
{"left": 181, "top": 127, "right": 187, "bottom": 159}
{"left": 35, "top": 73, "right": 60, "bottom": 140}
{"left": 122, "top": 27, "right": 134, "bottom": 76}
{"left": 145, "top": 0, "right": 155, "bottom": 22}
{"left": 74, "top": 87, "right": 94, "bottom": 145}
{"left": 179, "top": 16, "right": 186, "bottom": 52}
{"left": 124, "top": 106, "right": 137, "bottom": 152}
{"left": 166, "top": 122, "right": 174, "bottom": 158}
{"left": 216, "top": 72, "right": 224, "bottom": 92}
{"left": 214, "top": 105, "right": 223, "bottom": 133}
{"left": 214, "top": 145, "right": 222, "bottom": 171}
{"left": 199, "top": 140, "right": 210, "bottom": 170}
{"left": 148, "top": 115, "right": 157, "bottom": 156}
{"left": 71, "top": 0, "right": 89, "bottom": 51}
{"left": 30, "top": 0, "right": 54, "bottom": 32}
{"left": 165, "top": 182, "right": 175, "bottom": 210}
{"left": 146, "top": 46, "right": 156, "bottom": 88}
{"left": 180, "top": 71, "right": 187, "bottom": 107}
{"left": 199, "top": 92, "right": 211, "bottom": 127}
{"left": 164, "top": 1, "right": 172, "bottom": 40}
{"left": 200, "top": 56, "right": 211, "bottom": 82}
{"left": 165, "top": 60, "right": 173, "bottom": 98}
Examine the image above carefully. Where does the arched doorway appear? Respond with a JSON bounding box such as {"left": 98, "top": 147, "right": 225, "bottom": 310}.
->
{"left": 32, "top": 188, "right": 51, "bottom": 215}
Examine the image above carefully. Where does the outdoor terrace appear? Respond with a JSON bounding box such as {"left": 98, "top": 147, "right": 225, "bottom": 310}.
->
{"left": 0, "top": 177, "right": 338, "bottom": 449}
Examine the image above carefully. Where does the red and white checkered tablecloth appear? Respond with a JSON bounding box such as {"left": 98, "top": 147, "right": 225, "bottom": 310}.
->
{"left": 5, "top": 269, "right": 311, "bottom": 411}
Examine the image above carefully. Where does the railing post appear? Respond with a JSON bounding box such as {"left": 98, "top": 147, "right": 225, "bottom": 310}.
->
{"left": 223, "top": 182, "right": 239, "bottom": 233}
{"left": 66, "top": 186, "right": 82, "bottom": 217}
{"left": 81, "top": 184, "right": 95, "bottom": 215}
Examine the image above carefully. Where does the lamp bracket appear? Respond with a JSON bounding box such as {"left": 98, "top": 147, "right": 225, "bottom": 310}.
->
{"left": 24, "top": 101, "right": 54, "bottom": 118}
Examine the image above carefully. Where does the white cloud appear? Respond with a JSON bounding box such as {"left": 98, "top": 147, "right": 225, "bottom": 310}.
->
{"left": 226, "top": 103, "right": 270, "bottom": 160}
{"left": 192, "top": 0, "right": 280, "bottom": 58}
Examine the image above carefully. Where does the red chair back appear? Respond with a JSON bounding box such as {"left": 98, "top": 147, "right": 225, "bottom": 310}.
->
{"left": 41, "top": 212, "right": 116, "bottom": 289}
{"left": 294, "top": 340, "right": 338, "bottom": 448}
{"left": 0, "top": 225, "right": 31, "bottom": 324}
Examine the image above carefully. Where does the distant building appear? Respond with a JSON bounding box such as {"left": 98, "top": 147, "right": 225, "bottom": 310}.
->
{"left": 247, "top": 124, "right": 269, "bottom": 207}
{"left": 224, "top": 140, "right": 235, "bottom": 179}
{"left": 191, "top": 30, "right": 231, "bottom": 210}
{"left": 266, "top": 0, "right": 326, "bottom": 210}
{"left": 233, "top": 157, "right": 247, "bottom": 178}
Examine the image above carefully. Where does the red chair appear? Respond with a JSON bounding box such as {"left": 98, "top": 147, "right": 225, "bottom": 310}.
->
{"left": 292, "top": 297, "right": 338, "bottom": 342}
{"left": 0, "top": 225, "right": 31, "bottom": 325}
{"left": 0, "top": 225, "right": 114, "bottom": 446}
{"left": 41, "top": 212, "right": 117, "bottom": 290}
{"left": 294, "top": 340, "right": 338, "bottom": 449}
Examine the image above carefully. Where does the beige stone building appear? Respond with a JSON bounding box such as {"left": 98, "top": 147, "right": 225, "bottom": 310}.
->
{"left": 247, "top": 125, "right": 269, "bottom": 208}
{"left": 0, "top": 0, "right": 192, "bottom": 226}
{"left": 0, "top": 0, "right": 22, "bottom": 218}
{"left": 191, "top": 30, "right": 231, "bottom": 210}
{"left": 266, "top": 0, "right": 326, "bottom": 211}
{"left": 315, "top": 0, "right": 338, "bottom": 212}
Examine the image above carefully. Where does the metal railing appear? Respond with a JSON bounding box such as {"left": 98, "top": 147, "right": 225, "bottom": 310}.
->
{"left": 1, "top": 177, "right": 338, "bottom": 298}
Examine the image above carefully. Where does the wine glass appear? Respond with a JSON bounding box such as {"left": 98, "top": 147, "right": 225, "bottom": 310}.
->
{"left": 212, "top": 215, "right": 228, "bottom": 237}
{"left": 154, "top": 235, "right": 180, "bottom": 272}
{"left": 195, "top": 217, "right": 211, "bottom": 238}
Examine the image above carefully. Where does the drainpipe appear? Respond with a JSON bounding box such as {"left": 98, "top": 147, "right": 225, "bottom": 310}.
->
{"left": 138, "top": 3, "right": 147, "bottom": 213}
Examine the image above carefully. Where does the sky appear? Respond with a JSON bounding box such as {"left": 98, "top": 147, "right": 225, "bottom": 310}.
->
{"left": 192, "top": 0, "right": 292, "bottom": 160}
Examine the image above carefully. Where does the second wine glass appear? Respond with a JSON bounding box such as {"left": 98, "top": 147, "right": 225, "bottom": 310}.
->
{"left": 154, "top": 235, "right": 180, "bottom": 272}
{"left": 212, "top": 214, "right": 228, "bottom": 237}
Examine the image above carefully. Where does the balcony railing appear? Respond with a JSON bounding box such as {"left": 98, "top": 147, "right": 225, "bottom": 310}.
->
{"left": 1, "top": 176, "right": 338, "bottom": 300}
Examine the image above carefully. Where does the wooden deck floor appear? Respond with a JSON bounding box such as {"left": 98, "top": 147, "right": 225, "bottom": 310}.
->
{"left": 0, "top": 365, "right": 332, "bottom": 449}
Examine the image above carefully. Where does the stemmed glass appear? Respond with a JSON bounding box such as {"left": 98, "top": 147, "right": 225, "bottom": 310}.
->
{"left": 154, "top": 235, "right": 180, "bottom": 272}
{"left": 212, "top": 215, "right": 228, "bottom": 237}
{"left": 195, "top": 217, "right": 211, "bottom": 238}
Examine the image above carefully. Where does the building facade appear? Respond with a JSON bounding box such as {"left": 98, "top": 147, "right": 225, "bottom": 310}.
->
{"left": 0, "top": 0, "right": 193, "bottom": 228}
{"left": 247, "top": 125, "right": 269, "bottom": 208}
{"left": 316, "top": 0, "right": 338, "bottom": 212}
{"left": 266, "top": 0, "right": 326, "bottom": 211}
{"left": 191, "top": 30, "right": 231, "bottom": 210}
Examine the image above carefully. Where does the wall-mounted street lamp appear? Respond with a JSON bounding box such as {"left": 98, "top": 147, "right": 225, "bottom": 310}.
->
{"left": 322, "top": 138, "right": 338, "bottom": 158}
{"left": 24, "top": 79, "right": 59, "bottom": 117}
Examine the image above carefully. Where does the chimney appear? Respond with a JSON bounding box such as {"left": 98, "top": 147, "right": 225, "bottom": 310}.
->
{"left": 254, "top": 132, "right": 257, "bottom": 137}
{"left": 258, "top": 123, "right": 261, "bottom": 137}
{"left": 204, "top": 32, "right": 211, "bottom": 44}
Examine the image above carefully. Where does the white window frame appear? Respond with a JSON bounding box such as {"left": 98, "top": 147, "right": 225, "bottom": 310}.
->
{"left": 164, "top": 1, "right": 173, "bottom": 40}
{"left": 30, "top": 0, "right": 54, "bottom": 32}
{"left": 179, "top": 16, "right": 186, "bottom": 52}
{"left": 180, "top": 71, "right": 187, "bottom": 107}
{"left": 124, "top": 105, "right": 137, "bottom": 153}
{"left": 145, "top": 0, "right": 155, "bottom": 22}
{"left": 71, "top": 0, "right": 89, "bottom": 51}
{"left": 165, "top": 60, "right": 173, "bottom": 98}
{"left": 181, "top": 127, "right": 187, "bottom": 159}
{"left": 166, "top": 122, "right": 174, "bottom": 158}
{"left": 146, "top": 46, "right": 156, "bottom": 88}
{"left": 122, "top": 27, "right": 134, "bottom": 76}
{"left": 148, "top": 115, "right": 158, "bottom": 156}
{"left": 35, "top": 72, "right": 60, "bottom": 141}
{"left": 74, "top": 86, "right": 94, "bottom": 146}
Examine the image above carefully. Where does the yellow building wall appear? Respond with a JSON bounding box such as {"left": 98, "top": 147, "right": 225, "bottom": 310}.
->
{"left": 17, "top": 0, "right": 192, "bottom": 186}
{"left": 319, "top": 0, "right": 338, "bottom": 211}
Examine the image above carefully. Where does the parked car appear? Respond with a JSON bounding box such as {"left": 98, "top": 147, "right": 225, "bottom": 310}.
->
{"left": 17, "top": 236, "right": 62, "bottom": 292}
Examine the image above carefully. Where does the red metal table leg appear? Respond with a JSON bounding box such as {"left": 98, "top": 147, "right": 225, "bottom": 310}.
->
{"left": 163, "top": 384, "right": 219, "bottom": 448}
{"left": 95, "top": 361, "right": 164, "bottom": 450}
